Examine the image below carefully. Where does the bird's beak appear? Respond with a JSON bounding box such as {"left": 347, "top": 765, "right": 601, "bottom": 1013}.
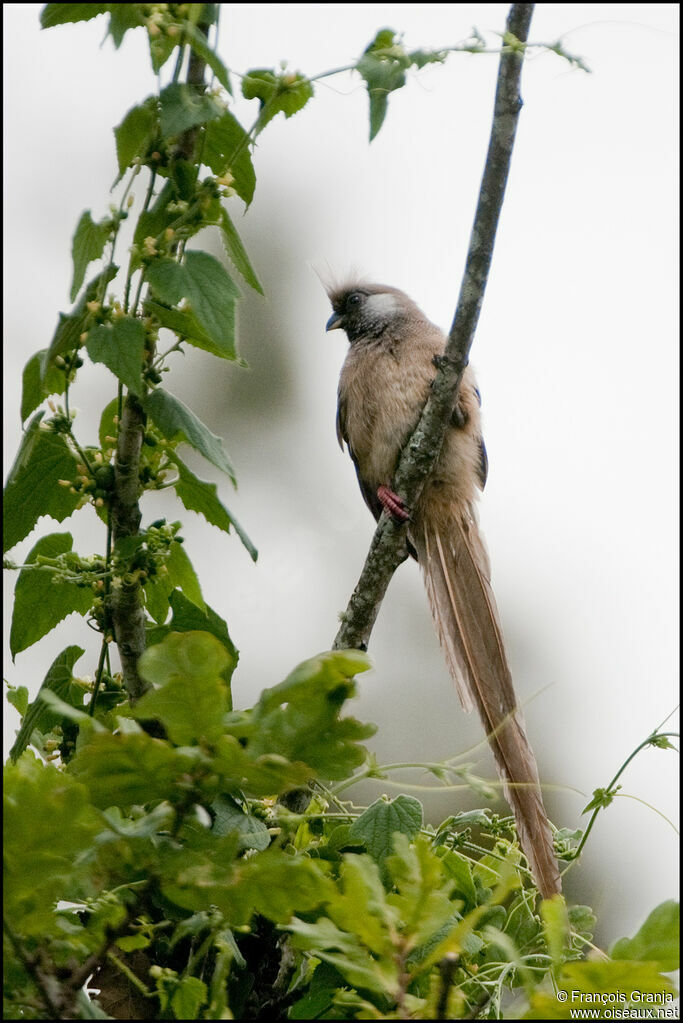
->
{"left": 326, "top": 311, "right": 344, "bottom": 332}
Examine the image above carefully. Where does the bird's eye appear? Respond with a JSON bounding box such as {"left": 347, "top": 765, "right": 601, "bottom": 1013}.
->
{"left": 347, "top": 292, "right": 362, "bottom": 308}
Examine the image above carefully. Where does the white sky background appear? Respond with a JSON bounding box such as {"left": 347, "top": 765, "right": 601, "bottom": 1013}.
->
{"left": 3, "top": 4, "right": 679, "bottom": 947}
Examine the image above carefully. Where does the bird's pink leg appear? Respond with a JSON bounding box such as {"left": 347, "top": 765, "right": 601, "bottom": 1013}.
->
{"left": 377, "top": 484, "right": 410, "bottom": 521}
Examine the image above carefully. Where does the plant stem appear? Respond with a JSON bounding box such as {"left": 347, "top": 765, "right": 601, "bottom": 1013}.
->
{"left": 571, "top": 729, "right": 679, "bottom": 861}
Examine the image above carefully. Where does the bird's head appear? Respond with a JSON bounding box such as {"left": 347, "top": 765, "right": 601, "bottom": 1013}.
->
{"left": 324, "top": 280, "right": 418, "bottom": 343}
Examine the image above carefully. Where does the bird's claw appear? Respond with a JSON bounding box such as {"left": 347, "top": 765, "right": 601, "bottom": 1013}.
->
{"left": 377, "top": 484, "right": 410, "bottom": 522}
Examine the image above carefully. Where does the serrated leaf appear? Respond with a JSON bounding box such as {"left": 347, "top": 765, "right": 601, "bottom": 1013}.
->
{"left": 146, "top": 253, "right": 240, "bottom": 360}
{"left": 114, "top": 97, "right": 158, "bottom": 175}
{"left": 171, "top": 977, "right": 207, "bottom": 1021}
{"left": 143, "top": 539, "right": 204, "bottom": 624}
{"left": 172, "top": 453, "right": 257, "bottom": 560}
{"left": 144, "top": 300, "right": 217, "bottom": 357}
{"left": 161, "top": 842, "right": 332, "bottom": 926}
{"left": 6, "top": 685, "right": 29, "bottom": 717}
{"left": 611, "top": 901, "right": 679, "bottom": 972}
{"left": 4, "top": 754, "right": 100, "bottom": 935}
{"left": 219, "top": 206, "right": 263, "bottom": 294}
{"left": 3, "top": 413, "right": 80, "bottom": 553}
{"left": 183, "top": 250, "right": 239, "bottom": 356}
{"left": 212, "top": 734, "right": 313, "bottom": 796}
{"left": 159, "top": 82, "right": 223, "bottom": 139}
{"left": 44, "top": 266, "right": 119, "bottom": 372}
{"left": 211, "top": 794, "right": 270, "bottom": 851}
{"left": 85, "top": 316, "right": 146, "bottom": 395}
{"left": 227, "top": 651, "right": 375, "bottom": 781}
{"left": 70, "top": 729, "right": 202, "bottom": 808}
{"left": 70, "top": 211, "right": 112, "bottom": 302}
{"left": 40, "top": 4, "right": 109, "bottom": 29}
{"left": 133, "top": 631, "right": 228, "bottom": 744}
{"left": 106, "top": 3, "right": 144, "bottom": 48}
{"left": 10, "top": 533, "right": 93, "bottom": 658}
{"left": 147, "top": 590, "right": 238, "bottom": 692}
{"left": 355, "top": 29, "right": 414, "bottom": 141}
{"left": 203, "top": 111, "right": 256, "bottom": 205}
{"left": 347, "top": 795, "right": 423, "bottom": 866}
{"left": 144, "top": 387, "right": 236, "bottom": 479}
{"left": 21, "top": 349, "right": 66, "bottom": 422}
{"left": 9, "top": 645, "right": 85, "bottom": 761}
{"left": 145, "top": 257, "right": 186, "bottom": 305}
{"left": 241, "top": 69, "right": 314, "bottom": 129}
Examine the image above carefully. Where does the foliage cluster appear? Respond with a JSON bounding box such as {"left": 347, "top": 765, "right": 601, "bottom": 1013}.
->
{"left": 3, "top": 4, "right": 678, "bottom": 1019}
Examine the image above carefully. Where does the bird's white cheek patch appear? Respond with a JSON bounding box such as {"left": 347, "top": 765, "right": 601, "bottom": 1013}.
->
{"left": 365, "top": 293, "right": 399, "bottom": 318}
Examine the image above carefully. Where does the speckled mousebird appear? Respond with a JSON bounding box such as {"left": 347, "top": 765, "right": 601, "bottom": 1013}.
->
{"left": 326, "top": 279, "right": 561, "bottom": 900}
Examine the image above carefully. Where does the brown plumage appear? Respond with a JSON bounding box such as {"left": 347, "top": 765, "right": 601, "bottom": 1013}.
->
{"left": 326, "top": 279, "right": 561, "bottom": 899}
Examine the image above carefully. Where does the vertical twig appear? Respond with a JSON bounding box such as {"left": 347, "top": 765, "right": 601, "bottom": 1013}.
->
{"left": 109, "top": 15, "right": 215, "bottom": 701}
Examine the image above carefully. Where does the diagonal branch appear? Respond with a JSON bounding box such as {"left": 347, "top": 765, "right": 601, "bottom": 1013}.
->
{"left": 333, "top": 3, "right": 535, "bottom": 652}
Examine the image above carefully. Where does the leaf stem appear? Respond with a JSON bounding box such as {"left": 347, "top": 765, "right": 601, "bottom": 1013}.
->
{"left": 570, "top": 728, "right": 679, "bottom": 862}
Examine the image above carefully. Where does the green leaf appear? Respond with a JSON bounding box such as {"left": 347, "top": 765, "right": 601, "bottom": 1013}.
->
{"left": 145, "top": 257, "right": 187, "bottom": 305}
{"left": 159, "top": 82, "right": 223, "bottom": 139}
{"left": 541, "top": 894, "right": 569, "bottom": 968}
{"left": 184, "top": 22, "right": 232, "bottom": 94}
{"left": 70, "top": 210, "right": 113, "bottom": 302}
{"left": 241, "top": 69, "right": 314, "bottom": 129}
{"left": 287, "top": 915, "right": 396, "bottom": 996}
{"left": 106, "top": 3, "right": 144, "bottom": 48}
{"left": 40, "top": 4, "right": 109, "bottom": 29}
{"left": 172, "top": 453, "right": 257, "bottom": 560}
{"left": 21, "top": 348, "right": 66, "bottom": 422}
{"left": 143, "top": 539, "right": 204, "bottom": 624}
{"left": 133, "top": 631, "right": 228, "bottom": 744}
{"left": 4, "top": 753, "right": 99, "bottom": 935}
{"left": 161, "top": 842, "right": 332, "bottom": 926}
{"left": 147, "top": 252, "right": 240, "bottom": 360}
{"left": 70, "top": 729, "right": 203, "bottom": 808}
{"left": 9, "top": 645, "right": 85, "bottom": 761}
{"left": 99, "top": 397, "right": 120, "bottom": 450}
{"left": 132, "top": 180, "right": 176, "bottom": 261}
{"left": 355, "top": 29, "right": 413, "bottom": 141}
{"left": 85, "top": 316, "right": 146, "bottom": 395}
{"left": 6, "top": 685, "right": 29, "bottom": 717}
{"left": 183, "top": 250, "right": 240, "bottom": 356}
{"left": 160, "top": 590, "right": 239, "bottom": 683}
{"left": 114, "top": 97, "right": 158, "bottom": 175}
{"left": 440, "top": 848, "right": 477, "bottom": 909}
{"left": 144, "top": 387, "right": 236, "bottom": 479}
{"left": 211, "top": 794, "right": 270, "bottom": 851}
{"left": 44, "top": 266, "right": 119, "bottom": 372}
{"left": 10, "top": 533, "right": 93, "bottom": 658}
{"left": 219, "top": 206, "right": 263, "bottom": 294}
{"left": 211, "top": 734, "right": 313, "bottom": 796}
{"left": 203, "top": 111, "right": 256, "bottom": 205}
{"left": 611, "top": 901, "right": 679, "bottom": 972}
{"left": 227, "top": 650, "right": 375, "bottom": 780}
{"left": 144, "top": 300, "right": 219, "bottom": 359}
{"left": 171, "top": 977, "right": 207, "bottom": 1021}
{"left": 347, "top": 795, "right": 423, "bottom": 866}
{"left": 3, "top": 413, "right": 80, "bottom": 553}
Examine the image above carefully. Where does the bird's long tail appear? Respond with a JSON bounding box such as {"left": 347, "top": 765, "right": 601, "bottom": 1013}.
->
{"left": 412, "top": 502, "right": 561, "bottom": 899}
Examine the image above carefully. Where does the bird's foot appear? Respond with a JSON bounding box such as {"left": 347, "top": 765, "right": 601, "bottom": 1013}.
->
{"left": 377, "top": 484, "right": 410, "bottom": 522}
